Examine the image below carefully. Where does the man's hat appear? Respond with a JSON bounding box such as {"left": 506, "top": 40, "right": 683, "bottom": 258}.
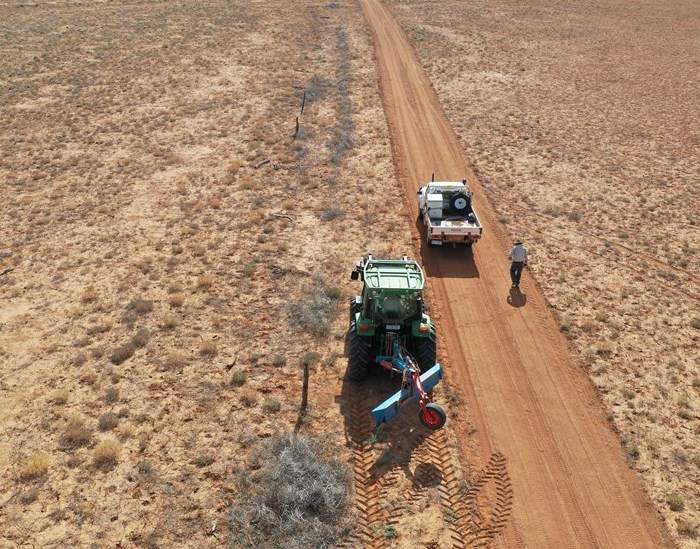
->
{"left": 514, "top": 238, "right": 523, "bottom": 245}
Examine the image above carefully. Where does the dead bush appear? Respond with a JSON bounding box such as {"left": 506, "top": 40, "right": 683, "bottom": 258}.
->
{"left": 229, "top": 433, "right": 352, "bottom": 548}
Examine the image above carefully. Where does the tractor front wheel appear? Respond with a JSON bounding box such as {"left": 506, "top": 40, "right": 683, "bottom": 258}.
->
{"left": 348, "top": 322, "right": 371, "bottom": 381}
{"left": 419, "top": 403, "right": 447, "bottom": 430}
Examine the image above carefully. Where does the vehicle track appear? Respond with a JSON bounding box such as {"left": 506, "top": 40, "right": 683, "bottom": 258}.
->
{"left": 360, "top": 1, "right": 672, "bottom": 547}
{"left": 344, "top": 380, "right": 515, "bottom": 548}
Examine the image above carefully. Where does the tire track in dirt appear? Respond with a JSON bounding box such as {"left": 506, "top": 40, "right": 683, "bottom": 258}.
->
{"left": 360, "top": 1, "right": 672, "bottom": 547}
{"left": 344, "top": 379, "right": 512, "bottom": 548}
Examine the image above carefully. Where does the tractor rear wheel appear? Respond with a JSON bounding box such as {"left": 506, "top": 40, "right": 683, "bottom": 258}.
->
{"left": 413, "top": 324, "right": 437, "bottom": 372}
{"left": 419, "top": 403, "right": 447, "bottom": 430}
{"left": 348, "top": 321, "right": 371, "bottom": 381}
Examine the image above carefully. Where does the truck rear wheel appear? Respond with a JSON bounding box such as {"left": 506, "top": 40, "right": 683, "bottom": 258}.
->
{"left": 348, "top": 321, "right": 371, "bottom": 381}
{"left": 413, "top": 324, "right": 437, "bottom": 372}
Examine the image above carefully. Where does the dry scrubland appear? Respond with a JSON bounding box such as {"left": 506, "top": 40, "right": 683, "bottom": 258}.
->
{"left": 0, "top": 1, "right": 443, "bottom": 546}
{"left": 389, "top": 0, "right": 700, "bottom": 544}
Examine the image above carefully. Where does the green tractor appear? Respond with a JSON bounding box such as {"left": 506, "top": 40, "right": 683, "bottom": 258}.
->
{"left": 348, "top": 255, "right": 437, "bottom": 382}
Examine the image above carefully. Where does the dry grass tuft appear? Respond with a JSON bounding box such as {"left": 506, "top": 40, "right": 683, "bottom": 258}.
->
{"left": 98, "top": 412, "right": 119, "bottom": 432}
{"left": 93, "top": 439, "right": 121, "bottom": 471}
{"left": 80, "top": 286, "right": 98, "bottom": 303}
{"left": 169, "top": 294, "right": 185, "bottom": 308}
{"left": 240, "top": 389, "right": 258, "bottom": 406}
{"left": 196, "top": 274, "right": 213, "bottom": 289}
{"left": 127, "top": 298, "right": 154, "bottom": 315}
{"left": 51, "top": 389, "right": 69, "bottom": 405}
{"left": 199, "top": 340, "right": 217, "bottom": 357}
{"left": 165, "top": 351, "right": 187, "bottom": 369}
{"left": 19, "top": 453, "right": 50, "bottom": 481}
{"left": 62, "top": 415, "right": 92, "bottom": 449}
{"left": 161, "top": 313, "right": 179, "bottom": 330}
{"left": 230, "top": 370, "right": 248, "bottom": 387}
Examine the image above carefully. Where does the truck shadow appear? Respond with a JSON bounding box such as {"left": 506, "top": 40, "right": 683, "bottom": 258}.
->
{"left": 414, "top": 215, "right": 480, "bottom": 279}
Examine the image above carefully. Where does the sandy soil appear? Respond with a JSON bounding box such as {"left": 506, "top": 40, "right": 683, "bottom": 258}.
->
{"left": 362, "top": 0, "right": 675, "bottom": 547}
{"left": 0, "top": 1, "right": 466, "bottom": 546}
{"left": 386, "top": 0, "right": 700, "bottom": 545}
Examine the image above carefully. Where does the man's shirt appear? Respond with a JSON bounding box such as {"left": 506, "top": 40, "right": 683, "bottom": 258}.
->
{"left": 509, "top": 244, "right": 528, "bottom": 263}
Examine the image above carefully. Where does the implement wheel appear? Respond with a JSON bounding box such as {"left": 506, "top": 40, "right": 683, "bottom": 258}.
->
{"left": 419, "top": 403, "right": 446, "bottom": 430}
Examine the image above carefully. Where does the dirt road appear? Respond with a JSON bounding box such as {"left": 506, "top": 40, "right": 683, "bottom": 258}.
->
{"left": 360, "top": 1, "right": 671, "bottom": 547}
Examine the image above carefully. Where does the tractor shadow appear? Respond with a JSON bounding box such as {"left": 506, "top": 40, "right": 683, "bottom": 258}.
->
{"left": 414, "top": 215, "right": 480, "bottom": 279}
{"left": 336, "top": 362, "right": 443, "bottom": 491}
{"left": 507, "top": 287, "right": 527, "bottom": 307}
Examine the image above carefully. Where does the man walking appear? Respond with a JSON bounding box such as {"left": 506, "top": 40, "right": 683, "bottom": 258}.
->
{"left": 508, "top": 238, "right": 528, "bottom": 288}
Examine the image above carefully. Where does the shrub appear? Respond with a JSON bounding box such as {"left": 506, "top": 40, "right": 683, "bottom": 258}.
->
{"left": 193, "top": 455, "right": 215, "bottom": 468}
{"left": 287, "top": 278, "right": 341, "bottom": 337}
{"left": 51, "top": 389, "right": 69, "bottom": 405}
{"left": 271, "top": 355, "right": 287, "bottom": 367}
{"left": 231, "top": 370, "right": 248, "bottom": 387}
{"left": 169, "top": 294, "right": 185, "bottom": 307}
{"left": 690, "top": 318, "right": 700, "bottom": 330}
{"left": 131, "top": 328, "right": 150, "bottom": 348}
{"left": 127, "top": 298, "right": 154, "bottom": 315}
{"left": 229, "top": 433, "right": 352, "bottom": 548}
{"left": 320, "top": 208, "right": 345, "bottom": 222}
{"left": 197, "top": 274, "right": 213, "bottom": 289}
{"left": 105, "top": 387, "right": 119, "bottom": 404}
{"left": 110, "top": 342, "right": 135, "bottom": 365}
{"left": 301, "top": 352, "right": 322, "bottom": 367}
{"left": 161, "top": 314, "right": 179, "bottom": 329}
{"left": 240, "top": 389, "right": 258, "bottom": 406}
{"left": 19, "top": 487, "right": 39, "bottom": 504}
{"left": 62, "top": 416, "right": 92, "bottom": 448}
{"left": 677, "top": 519, "right": 698, "bottom": 539}
{"left": 165, "top": 351, "right": 187, "bottom": 369}
{"left": 98, "top": 412, "right": 119, "bottom": 432}
{"left": 666, "top": 492, "right": 685, "bottom": 512}
{"left": 19, "top": 453, "right": 50, "bottom": 481}
{"left": 94, "top": 439, "right": 121, "bottom": 471}
{"left": 80, "top": 286, "right": 98, "bottom": 303}
{"left": 262, "top": 398, "right": 281, "bottom": 413}
{"left": 200, "top": 340, "right": 218, "bottom": 357}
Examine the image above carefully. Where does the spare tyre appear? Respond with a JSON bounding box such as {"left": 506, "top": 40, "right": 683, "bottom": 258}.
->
{"left": 450, "top": 192, "right": 470, "bottom": 212}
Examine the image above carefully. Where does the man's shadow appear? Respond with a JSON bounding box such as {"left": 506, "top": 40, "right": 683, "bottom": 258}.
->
{"left": 507, "top": 287, "right": 527, "bottom": 307}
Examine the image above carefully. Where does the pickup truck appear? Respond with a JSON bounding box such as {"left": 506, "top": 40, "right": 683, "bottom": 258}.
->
{"left": 417, "top": 179, "right": 483, "bottom": 247}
